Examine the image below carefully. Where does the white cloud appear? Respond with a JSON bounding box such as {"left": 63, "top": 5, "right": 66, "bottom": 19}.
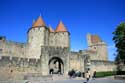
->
{"left": 108, "top": 44, "right": 115, "bottom": 49}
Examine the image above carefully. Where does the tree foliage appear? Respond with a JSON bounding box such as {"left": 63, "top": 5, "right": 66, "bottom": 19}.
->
{"left": 112, "top": 22, "right": 125, "bottom": 64}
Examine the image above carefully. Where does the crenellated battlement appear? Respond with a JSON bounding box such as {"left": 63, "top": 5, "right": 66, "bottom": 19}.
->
{"left": 6, "top": 40, "right": 26, "bottom": 46}
{"left": 41, "top": 46, "right": 69, "bottom": 50}
{"left": 27, "top": 26, "right": 49, "bottom": 34}
{"left": 0, "top": 56, "right": 40, "bottom": 67}
{"left": 41, "top": 46, "right": 70, "bottom": 55}
{"left": 0, "top": 39, "right": 27, "bottom": 58}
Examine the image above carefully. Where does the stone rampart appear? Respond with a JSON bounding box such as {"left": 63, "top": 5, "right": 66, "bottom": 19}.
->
{"left": 0, "top": 40, "right": 26, "bottom": 58}
{"left": 91, "top": 60, "right": 116, "bottom": 72}
{"left": 0, "top": 56, "right": 41, "bottom": 80}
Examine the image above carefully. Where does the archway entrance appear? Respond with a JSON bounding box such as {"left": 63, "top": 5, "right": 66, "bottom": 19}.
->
{"left": 49, "top": 57, "right": 64, "bottom": 74}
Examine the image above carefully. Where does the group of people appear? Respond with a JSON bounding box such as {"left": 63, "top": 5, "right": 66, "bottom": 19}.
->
{"left": 85, "top": 70, "right": 96, "bottom": 83}
{"left": 68, "top": 69, "right": 96, "bottom": 83}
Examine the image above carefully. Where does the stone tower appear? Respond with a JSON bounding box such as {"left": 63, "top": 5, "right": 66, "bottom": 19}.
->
{"left": 40, "top": 21, "right": 70, "bottom": 75}
{"left": 49, "top": 21, "right": 70, "bottom": 48}
{"left": 87, "top": 33, "right": 108, "bottom": 60}
{"left": 27, "top": 16, "right": 49, "bottom": 59}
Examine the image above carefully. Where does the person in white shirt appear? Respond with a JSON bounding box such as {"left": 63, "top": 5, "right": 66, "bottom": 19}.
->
{"left": 86, "top": 71, "right": 90, "bottom": 83}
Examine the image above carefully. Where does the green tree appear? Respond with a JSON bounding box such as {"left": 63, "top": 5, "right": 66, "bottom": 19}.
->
{"left": 112, "top": 22, "right": 125, "bottom": 64}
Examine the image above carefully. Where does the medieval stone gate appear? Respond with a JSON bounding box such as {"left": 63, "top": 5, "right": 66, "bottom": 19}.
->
{"left": 40, "top": 46, "right": 70, "bottom": 75}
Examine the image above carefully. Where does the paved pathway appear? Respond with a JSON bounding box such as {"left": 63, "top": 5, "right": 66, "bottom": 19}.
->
{"left": 0, "top": 77, "right": 125, "bottom": 83}
{"left": 26, "top": 78, "right": 125, "bottom": 83}
{"left": 51, "top": 79, "right": 124, "bottom": 83}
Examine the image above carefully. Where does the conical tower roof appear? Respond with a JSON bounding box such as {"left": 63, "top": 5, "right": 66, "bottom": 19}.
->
{"left": 49, "top": 26, "right": 54, "bottom": 32}
{"left": 55, "top": 21, "right": 67, "bottom": 32}
{"left": 32, "top": 16, "right": 46, "bottom": 27}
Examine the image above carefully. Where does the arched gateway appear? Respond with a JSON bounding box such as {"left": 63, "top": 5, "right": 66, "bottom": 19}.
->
{"left": 40, "top": 46, "right": 70, "bottom": 75}
{"left": 49, "top": 57, "right": 64, "bottom": 74}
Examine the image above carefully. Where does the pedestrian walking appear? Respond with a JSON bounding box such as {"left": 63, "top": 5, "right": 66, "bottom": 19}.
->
{"left": 85, "top": 71, "right": 90, "bottom": 83}
{"left": 92, "top": 71, "right": 96, "bottom": 80}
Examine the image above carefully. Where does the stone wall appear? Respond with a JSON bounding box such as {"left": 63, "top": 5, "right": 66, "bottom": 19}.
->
{"left": 27, "top": 27, "right": 70, "bottom": 59}
{"left": 88, "top": 43, "right": 108, "bottom": 61}
{"left": 40, "top": 46, "right": 70, "bottom": 75}
{"left": 27, "top": 27, "right": 48, "bottom": 59}
{"left": 0, "top": 56, "right": 41, "bottom": 80}
{"left": 0, "top": 39, "right": 26, "bottom": 58}
{"left": 87, "top": 34, "right": 108, "bottom": 61}
{"left": 49, "top": 32, "right": 56, "bottom": 47}
{"left": 96, "top": 42, "right": 108, "bottom": 60}
{"left": 49, "top": 32, "right": 70, "bottom": 48}
{"left": 91, "top": 60, "right": 116, "bottom": 72}
{"left": 70, "top": 52, "right": 84, "bottom": 72}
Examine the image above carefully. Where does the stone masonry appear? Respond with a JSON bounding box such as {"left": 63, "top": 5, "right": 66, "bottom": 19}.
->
{"left": 0, "top": 16, "right": 116, "bottom": 80}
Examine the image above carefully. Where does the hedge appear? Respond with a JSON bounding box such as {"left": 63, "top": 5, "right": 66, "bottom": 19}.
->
{"left": 95, "top": 71, "right": 115, "bottom": 78}
{"left": 116, "top": 71, "right": 125, "bottom": 75}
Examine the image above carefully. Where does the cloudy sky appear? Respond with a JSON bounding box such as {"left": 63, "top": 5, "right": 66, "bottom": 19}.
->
{"left": 0, "top": 0, "right": 125, "bottom": 61}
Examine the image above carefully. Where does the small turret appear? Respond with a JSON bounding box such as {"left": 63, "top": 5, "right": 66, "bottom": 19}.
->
{"left": 55, "top": 21, "right": 67, "bottom": 32}
{"left": 54, "top": 21, "right": 70, "bottom": 48}
{"left": 32, "top": 16, "right": 46, "bottom": 28}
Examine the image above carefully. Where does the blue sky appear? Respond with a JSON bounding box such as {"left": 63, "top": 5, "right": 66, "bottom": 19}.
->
{"left": 0, "top": 0, "right": 125, "bottom": 61}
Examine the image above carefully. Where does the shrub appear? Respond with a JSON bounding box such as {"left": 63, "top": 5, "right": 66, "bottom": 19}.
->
{"left": 95, "top": 71, "right": 115, "bottom": 78}
{"left": 116, "top": 71, "right": 125, "bottom": 75}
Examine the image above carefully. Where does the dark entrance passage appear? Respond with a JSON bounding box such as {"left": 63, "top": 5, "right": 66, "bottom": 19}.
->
{"left": 49, "top": 57, "right": 64, "bottom": 74}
